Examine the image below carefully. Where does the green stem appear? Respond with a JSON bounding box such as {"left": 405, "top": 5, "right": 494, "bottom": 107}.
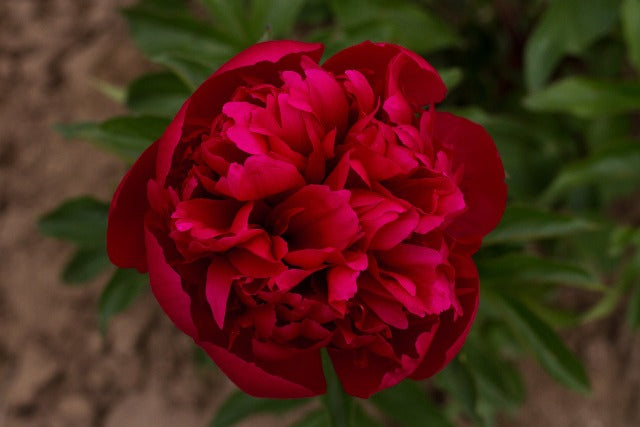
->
{"left": 321, "top": 350, "right": 353, "bottom": 427}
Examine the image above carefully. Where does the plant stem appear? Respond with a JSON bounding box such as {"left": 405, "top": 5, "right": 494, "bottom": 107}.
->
{"left": 321, "top": 350, "right": 353, "bottom": 427}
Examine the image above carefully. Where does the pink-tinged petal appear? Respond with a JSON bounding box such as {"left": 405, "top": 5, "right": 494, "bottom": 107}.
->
{"left": 144, "top": 227, "right": 197, "bottom": 337}
{"left": 156, "top": 100, "right": 190, "bottom": 184}
{"left": 344, "top": 69, "right": 376, "bottom": 114}
{"left": 228, "top": 247, "right": 286, "bottom": 278}
{"left": 386, "top": 50, "right": 447, "bottom": 109}
{"left": 323, "top": 41, "right": 446, "bottom": 106}
{"left": 216, "top": 155, "right": 305, "bottom": 201}
{"left": 215, "top": 40, "right": 324, "bottom": 77}
{"left": 360, "top": 291, "right": 408, "bottom": 330}
{"left": 303, "top": 68, "right": 349, "bottom": 133}
{"left": 328, "top": 266, "right": 359, "bottom": 314}
{"left": 275, "top": 268, "right": 318, "bottom": 292}
{"left": 411, "top": 274, "right": 479, "bottom": 380}
{"left": 184, "top": 42, "right": 323, "bottom": 135}
{"left": 199, "top": 341, "right": 326, "bottom": 398}
{"left": 378, "top": 329, "right": 438, "bottom": 391}
{"left": 369, "top": 209, "right": 420, "bottom": 250}
{"left": 272, "top": 185, "right": 360, "bottom": 251}
{"left": 328, "top": 326, "right": 436, "bottom": 398}
{"left": 222, "top": 102, "right": 268, "bottom": 155}
{"left": 434, "top": 112, "right": 507, "bottom": 241}
{"left": 107, "top": 141, "right": 158, "bottom": 272}
{"left": 205, "top": 257, "right": 239, "bottom": 329}
{"left": 383, "top": 93, "right": 413, "bottom": 124}
{"left": 171, "top": 198, "right": 241, "bottom": 239}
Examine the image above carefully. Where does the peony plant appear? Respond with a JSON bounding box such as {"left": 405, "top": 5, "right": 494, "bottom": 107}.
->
{"left": 39, "top": 0, "right": 640, "bottom": 425}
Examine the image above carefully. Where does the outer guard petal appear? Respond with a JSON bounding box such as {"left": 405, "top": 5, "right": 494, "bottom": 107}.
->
{"left": 435, "top": 112, "right": 507, "bottom": 241}
{"left": 145, "top": 227, "right": 198, "bottom": 338}
{"left": 322, "top": 41, "right": 446, "bottom": 106}
{"left": 199, "top": 342, "right": 326, "bottom": 398}
{"left": 185, "top": 41, "right": 324, "bottom": 134}
{"left": 107, "top": 140, "right": 158, "bottom": 272}
{"left": 410, "top": 274, "right": 479, "bottom": 380}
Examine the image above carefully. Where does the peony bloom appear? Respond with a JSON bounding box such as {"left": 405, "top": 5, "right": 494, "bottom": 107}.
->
{"left": 107, "top": 40, "right": 506, "bottom": 398}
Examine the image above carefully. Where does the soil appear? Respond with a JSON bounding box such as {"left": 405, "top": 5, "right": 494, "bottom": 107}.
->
{"left": 0, "top": 1, "right": 639, "bottom": 426}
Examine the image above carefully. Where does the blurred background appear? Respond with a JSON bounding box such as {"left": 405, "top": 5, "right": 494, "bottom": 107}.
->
{"left": 1, "top": 0, "right": 639, "bottom": 426}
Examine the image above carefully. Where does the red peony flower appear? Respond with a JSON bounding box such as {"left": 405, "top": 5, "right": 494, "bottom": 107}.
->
{"left": 107, "top": 40, "right": 506, "bottom": 398}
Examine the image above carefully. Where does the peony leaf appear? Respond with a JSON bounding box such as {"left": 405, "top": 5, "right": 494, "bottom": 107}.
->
{"left": 622, "top": 0, "right": 640, "bottom": 70}
{"left": 291, "top": 409, "right": 330, "bottom": 427}
{"left": 489, "top": 292, "right": 591, "bottom": 394}
{"left": 462, "top": 340, "right": 525, "bottom": 409}
{"left": 436, "top": 357, "right": 478, "bottom": 418}
{"left": 523, "top": 77, "right": 640, "bottom": 117}
{"left": 524, "top": 0, "right": 619, "bottom": 90}
{"left": 628, "top": 281, "right": 640, "bottom": 329}
{"left": 98, "top": 269, "right": 148, "bottom": 333}
{"left": 329, "top": 0, "right": 459, "bottom": 54}
{"left": 477, "top": 254, "right": 605, "bottom": 292}
{"left": 124, "top": 0, "right": 238, "bottom": 86}
{"left": 483, "top": 206, "right": 597, "bottom": 245}
{"left": 209, "top": 390, "right": 308, "bottom": 427}
{"left": 321, "top": 351, "right": 354, "bottom": 427}
{"left": 56, "top": 116, "right": 170, "bottom": 163}
{"left": 439, "top": 68, "right": 463, "bottom": 92}
{"left": 370, "top": 380, "right": 452, "bottom": 427}
{"left": 39, "top": 196, "right": 109, "bottom": 247}
{"left": 541, "top": 142, "right": 640, "bottom": 204}
{"left": 62, "top": 247, "right": 112, "bottom": 285}
{"left": 126, "top": 72, "right": 191, "bottom": 117}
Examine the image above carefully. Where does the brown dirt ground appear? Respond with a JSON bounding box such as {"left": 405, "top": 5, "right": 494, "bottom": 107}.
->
{"left": 0, "top": 1, "right": 639, "bottom": 426}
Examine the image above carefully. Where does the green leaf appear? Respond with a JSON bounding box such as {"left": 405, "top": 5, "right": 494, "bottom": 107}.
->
{"left": 483, "top": 206, "right": 597, "bottom": 245}
{"left": 524, "top": 0, "right": 619, "bottom": 90}
{"left": 478, "top": 254, "right": 605, "bottom": 291}
{"left": 582, "top": 252, "right": 640, "bottom": 322}
{"left": 39, "top": 197, "right": 109, "bottom": 246}
{"left": 90, "top": 78, "right": 127, "bottom": 104}
{"left": 209, "top": 390, "right": 307, "bottom": 427}
{"left": 200, "top": 0, "right": 251, "bottom": 44}
{"left": 98, "top": 269, "right": 148, "bottom": 333}
{"left": 62, "top": 247, "right": 112, "bottom": 284}
{"left": 56, "top": 116, "right": 170, "bottom": 163}
{"left": 440, "top": 68, "right": 463, "bottom": 92}
{"left": 523, "top": 77, "right": 640, "bottom": 117}
{"left": 322, "top": 351, "right": 353, "bottom": 427}
{"left": 124, "top": 0, "right": 237, "bottom": 87}
{"left": 628, "top": 281, "right": 640, "bottom": 328}
{"left": 489, "top": 292, "right": 590, "bottom": 393}
{"left": 329, "top": 0, "right": 459, "bottom": 53}
{"left": 291, "top": 409, "right": 330, "bottom": 427}
{"left": 622, "top": 0, "right": 640, "bottom": 70}
{"left": 437, "top": 357, "right": 477, "bottom": 417}
{"left": 462, "top": 341, "right": 525, "bottom": 409}
{"left": 350, "top": 403, "right": 383, "bottom": 427}
{"left": 542, "top": 142, "right": 640, "bottom": 203}
{"left": 126, "top": 72, "right": 191, "bottom": 117}
{"left": 370, "top": 380, "right": 452, "bottom": 427}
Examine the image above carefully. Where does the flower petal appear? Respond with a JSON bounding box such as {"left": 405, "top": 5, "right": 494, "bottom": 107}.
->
{"left": 434, "top": 112, "right": 507, "bottom": 241}
{"left": 107, "top": 140, "right": 158, "bottom": 272}
{"left": 199, "top": 341, "right": 326, "bottom": 398}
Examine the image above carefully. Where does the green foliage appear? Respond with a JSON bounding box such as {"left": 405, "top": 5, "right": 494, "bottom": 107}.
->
{"left": 523, "top": 77, "right": 640, "bottom": 117}
{"left": 98, "top": 268, "right": 148, "bottom": 332}
{"left": 210, "top": 391, "right": 308, "bottom": 427}
{"left": 39, "top": 196, "right": 109, "bottom": 246}
{"left": 484, "top": 206, "right": 597, "bottom": 245}
{"left": 524, "top": 0, "right": 620, "bottom": 90}
{"left": 371, "top": 379, "right": 452, "bottom": 427}
{"left": 56, "top": 116, "right": 170, "bottom": 163}
{"left": 41, "top": 0, "right": 640, "bottom": 425}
